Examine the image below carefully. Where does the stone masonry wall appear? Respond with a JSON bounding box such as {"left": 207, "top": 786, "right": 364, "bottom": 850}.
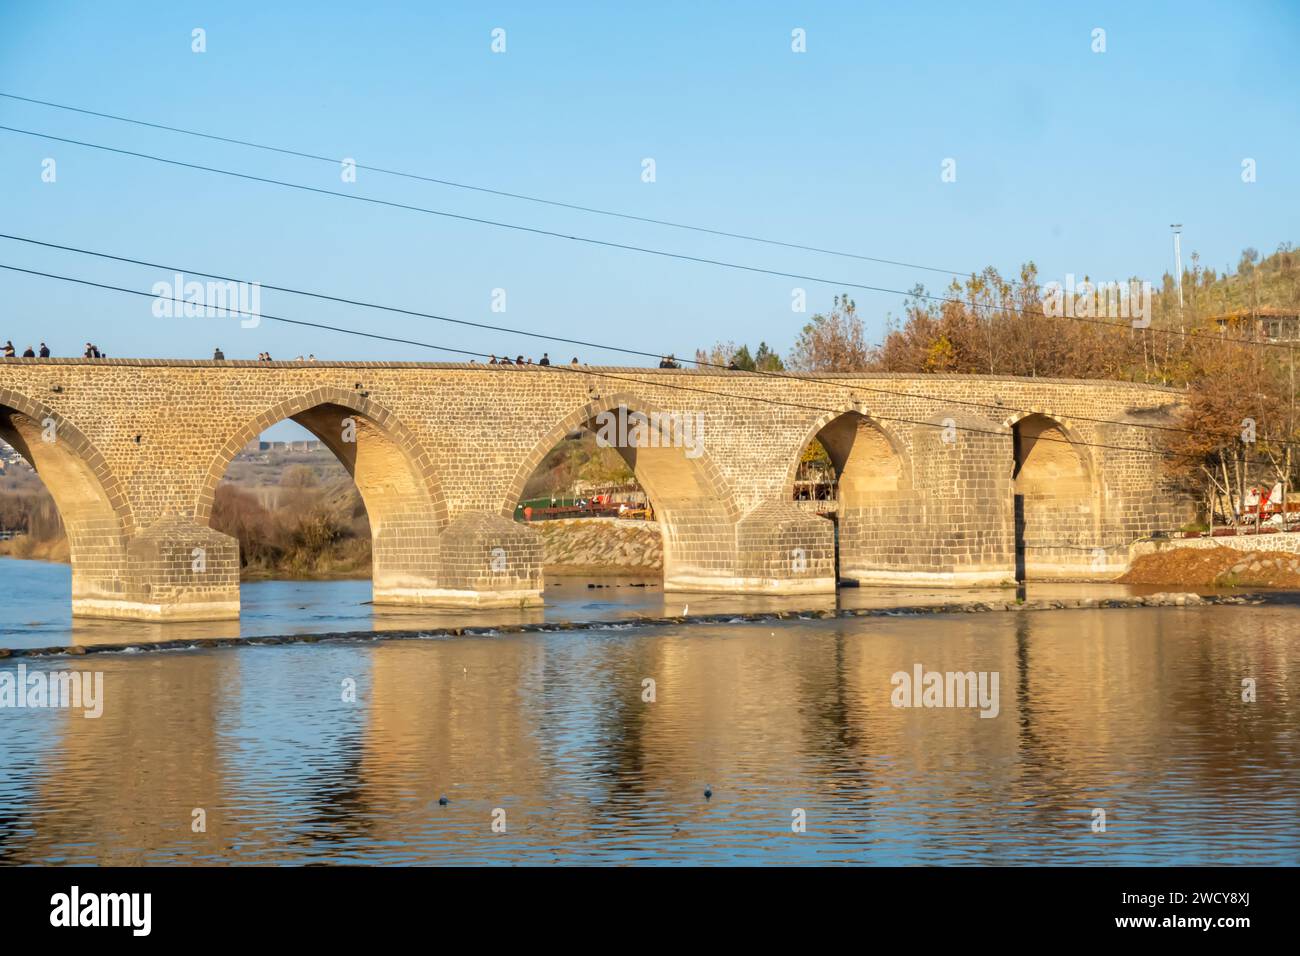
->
{"left": 0, "top": 361, "right": 1191, "bottom": 618}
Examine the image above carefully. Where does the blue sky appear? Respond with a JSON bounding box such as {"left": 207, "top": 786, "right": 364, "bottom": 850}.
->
{"left": 1, "top": 0, "right": 1296, "bottom": 374}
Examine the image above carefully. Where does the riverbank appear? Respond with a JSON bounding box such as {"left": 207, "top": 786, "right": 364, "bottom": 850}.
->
{"left": 533, "top": 517, "right": 662, "bottom": 574}
{"left": 0, "top": 516, "right": 664, "bottom": 578}
{"left": 0, "top": 536, "right": 68, "bottom": 562}
{"left": 1121, "top": 545, "right": 1300, "bottom": 588}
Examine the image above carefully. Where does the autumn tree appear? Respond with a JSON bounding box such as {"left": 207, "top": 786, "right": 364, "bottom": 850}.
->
{"left": 788, "top": 294, "right": 873, "bottom": 371}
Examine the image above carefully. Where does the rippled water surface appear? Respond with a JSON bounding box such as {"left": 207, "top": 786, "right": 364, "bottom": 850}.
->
{"left": 1, "top": 555, "right": 1296, "bottom": 865}
{"left": 1, "top": 556, "right": 1172, "bottom": 650}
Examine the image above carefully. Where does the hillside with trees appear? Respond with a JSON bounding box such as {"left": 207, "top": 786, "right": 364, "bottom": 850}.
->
{"left": 701, "top": 243, "right": 1300, "bottom": 528}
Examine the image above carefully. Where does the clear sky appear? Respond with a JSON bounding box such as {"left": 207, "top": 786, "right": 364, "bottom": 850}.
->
{"left": 1, "top": 0, "right": 1296, "bottom": 372}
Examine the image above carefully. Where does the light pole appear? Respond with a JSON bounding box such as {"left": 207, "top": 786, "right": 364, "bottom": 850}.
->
{"left": 1170, "top": 224, "right": 1184, "bottom": 310}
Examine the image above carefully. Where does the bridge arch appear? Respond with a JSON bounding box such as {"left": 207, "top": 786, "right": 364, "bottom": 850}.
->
{"left": 506, "top": 392, "right": 741, "bottom": 590}
{"left": 783, "top": 408, "right": 913, "bottom": 585}
{"left": 784, "top": 407, "right": 913, "bottom": 502}
{"left": 1002, "top": 410, "right": 1097, "bottom": 485}
{"left": 0, "top": 387, "right": 134, "bottom": 610}
{"left": 504, "top": 392, "right": 738, "bottom": 521}
{"left": 1003, "top": 410, "right": 1104, "bottom": 578}
{"left": 197, "top": 387, "right": 448, "bottom": 602}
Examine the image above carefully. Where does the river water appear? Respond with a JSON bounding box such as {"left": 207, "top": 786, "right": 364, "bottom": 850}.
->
{"left": 1, "top": 557, "right": 1297, "bottom": 865}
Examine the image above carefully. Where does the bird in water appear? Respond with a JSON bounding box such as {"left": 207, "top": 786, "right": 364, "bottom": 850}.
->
{"left": 704, "top": 786, "right": 713, "bottom": 800}
{"left": 438, "top": 795, "right": 449, "bottom": 806}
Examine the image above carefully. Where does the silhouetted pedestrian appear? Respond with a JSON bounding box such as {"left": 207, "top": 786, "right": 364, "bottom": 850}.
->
{"left": 3, "top": 340, "right": 15, "bottom": 358}
{"left": 213, "top": 347, "right": 225, "bottom": 360}
{"left": 21, "top": 345, "right": 34, "bottom": 357}
{"left": 539, "top": 353, "right": 550, "bottom": 366}
{"left": 38, "top": 343, "right": 49, "bottom": 358}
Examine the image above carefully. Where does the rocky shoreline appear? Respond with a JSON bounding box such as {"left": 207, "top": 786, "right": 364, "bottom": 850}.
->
{"left": 1122, "top": 545, "right": 1300, "bottom": 588}
{"left": 0, "top": 589, "right": 1278, "bottom": 660}
{"left": 534, "top": 517, "right": 662, "bottom": 573}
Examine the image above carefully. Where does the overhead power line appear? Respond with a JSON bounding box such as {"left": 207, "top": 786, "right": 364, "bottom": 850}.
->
{"left": 0, "top": 230, "right": 1287, "bottom": 451}
{"left": 0, "top": 259, "right": 1282, "bottom": 468}
{"left": 0, "top": 125, "right": 1289, "bottom": 354}
{"left": 0, "top": 90, "right": 965, "bottom": 277}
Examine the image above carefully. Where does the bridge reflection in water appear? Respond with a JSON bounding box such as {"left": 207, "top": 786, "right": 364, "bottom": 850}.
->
{"left": 1, "top": 604, "right": 1296, "bottom": 865}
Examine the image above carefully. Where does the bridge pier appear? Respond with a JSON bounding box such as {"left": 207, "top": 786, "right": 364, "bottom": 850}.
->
{"left": 833, "top": 414, "right": 1018, "bottom": 587}
{"left": 731, "top": 502, "right": 837, "bottom": 594}
{"left": 421, "top": 512, "right": 544, "bottom": 608}
{"left": 74, "top": 516, "right": 241, "bottom": 621}
{"left": 369, "top": 517, "right": 443, "bottom": 607}
{"left": 654, "top": 501, "right": 837, "bottom": 595}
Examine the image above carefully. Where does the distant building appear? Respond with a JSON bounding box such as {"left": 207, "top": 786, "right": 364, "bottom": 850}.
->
{"left": 1209, "top": 307, "right": 1300, "bottom": 343}
{"left": 236, "top": 438, "right": 326, "bottom": 458}
{"left": 0, "top": 444, "right": 29, "bottom": 473}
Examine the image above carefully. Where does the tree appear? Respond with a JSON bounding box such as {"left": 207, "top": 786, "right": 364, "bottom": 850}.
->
{"left": 788, "top": 294, "right": 872, "bottom": 371}
{"left": 696, "top": 340, "right": 781, "bottom": 371}
{"left": 754, "top": 341, "right": 785, "bottom": 371}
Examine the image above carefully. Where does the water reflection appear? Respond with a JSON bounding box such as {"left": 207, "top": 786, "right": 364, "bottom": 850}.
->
{"left": 1, "top": 605, "right": 1296, "bottom": 865}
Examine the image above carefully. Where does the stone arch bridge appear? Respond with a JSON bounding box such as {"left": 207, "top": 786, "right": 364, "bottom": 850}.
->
{"left": 0, "top": 360, "right": 1191, "bottom": 621}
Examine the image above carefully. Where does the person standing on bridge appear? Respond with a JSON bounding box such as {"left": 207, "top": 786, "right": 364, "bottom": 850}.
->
{"left": 2, "top": 340, "right": 14, "bottom": 358}
{"left": 539, "top": 353, "right": 550, "bottom": 366}
{"left": 213, "top": 347, "right": 225, "bottom": 360}
{"left": 38, "top": 342, "right": 49, "bottom": 358}
{"left": 21, "top": 345, "right": 35, "bottom": 357}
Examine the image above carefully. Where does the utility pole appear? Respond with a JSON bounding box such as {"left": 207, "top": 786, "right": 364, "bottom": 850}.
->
{"left": 1170, "top": 224, "right": 1184, "bottom": 310}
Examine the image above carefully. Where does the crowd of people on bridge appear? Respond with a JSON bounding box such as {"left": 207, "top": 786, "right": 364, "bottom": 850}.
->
{"left": 0, "top": 341, "right": 111, "bottom": 358}
{"left": 487, "top": 353, "right": 550, "bottom": 365}
{"left": 483, "top": 353, "right": 584, "bottom": 367}
{"left": 2, "top": 341, "right": 53, "bottom": 358}
{"left": 3, "top": 342, "right": 603, "bottom": 367}
{"left": 209, "top": 349, "right": 319, "bottom": 361}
